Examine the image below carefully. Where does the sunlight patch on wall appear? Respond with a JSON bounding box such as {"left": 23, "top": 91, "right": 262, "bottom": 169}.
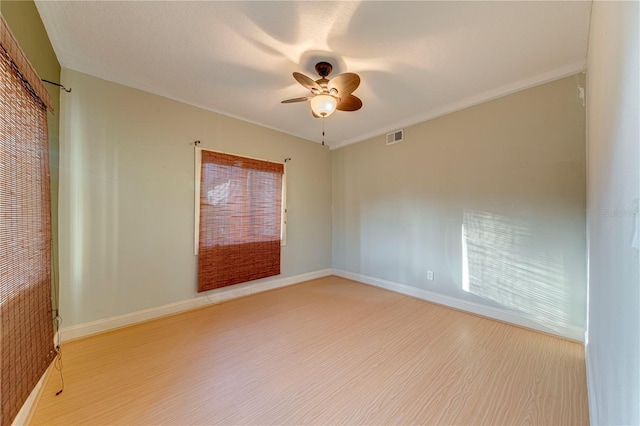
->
{"left": 461, "top": 209, "right": 573, "bottom": 332}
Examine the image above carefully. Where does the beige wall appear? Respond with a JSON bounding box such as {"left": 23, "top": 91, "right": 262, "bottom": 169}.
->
{"left": 332, "top": 75, "right": 587, "bottom": 339}
{"left": 6, "top": 3, "right": 590, "bottom": 343}
{"left": 1, "top": 0, "right": 61, "bottom": 305}
{"left": 58, "top": 69, "right": 332, "bottom": 326}
{"left": 585, "top": 2, "right": 639, "bottom": 424}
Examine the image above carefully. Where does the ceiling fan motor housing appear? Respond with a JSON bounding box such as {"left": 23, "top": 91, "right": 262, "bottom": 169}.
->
{"left": 315, "top": 62, "right": 333, "bottom": 78}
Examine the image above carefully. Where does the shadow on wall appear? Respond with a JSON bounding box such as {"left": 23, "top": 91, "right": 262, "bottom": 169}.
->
{"left": 461, "top": 209, "right": 574, "bottom": 333}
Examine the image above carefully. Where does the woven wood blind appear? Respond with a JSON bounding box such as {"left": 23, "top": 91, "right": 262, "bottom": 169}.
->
{"left": 198, "top": 151, "right": 283, "bottom": 292}
{"left": 0, "top": 17, "right": 55, "bottom": 426}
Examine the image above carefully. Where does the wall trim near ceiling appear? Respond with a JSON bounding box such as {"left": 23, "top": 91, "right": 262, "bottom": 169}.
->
{"left": 58, "top": 268, "right": 333, "bottom": 342}
{"left": 330, "top": 62, "right": 587, "bottom": 150}
{"left": 333, "top": 269, "right": 585, "bottom": 343}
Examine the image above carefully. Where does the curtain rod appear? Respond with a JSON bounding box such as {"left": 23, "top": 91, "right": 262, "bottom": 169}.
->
{"left": 194, "top": 141, "right": 290, "bottom": 164}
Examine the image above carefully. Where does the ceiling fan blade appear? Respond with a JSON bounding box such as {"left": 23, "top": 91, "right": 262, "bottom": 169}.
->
{"left": 281, "top": 96, "right": 311, "bottom": 104}
{"left": 336, "top": 94, "right": 363, "bottom": 112}
{"left": 329, "top": 73, "right": 360, "bottom": 96}
{"left": 293, "top": 72, "right": 322, "bottom": 93}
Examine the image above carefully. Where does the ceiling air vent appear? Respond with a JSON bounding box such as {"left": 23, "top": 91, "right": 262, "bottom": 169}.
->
{"left": 386, "top": 129, "right": 404, "bottom": 145}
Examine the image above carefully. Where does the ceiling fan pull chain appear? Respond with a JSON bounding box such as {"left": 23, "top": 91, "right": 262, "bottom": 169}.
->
{"left": 322, "top": 117, "right": 325, "bottom": 146}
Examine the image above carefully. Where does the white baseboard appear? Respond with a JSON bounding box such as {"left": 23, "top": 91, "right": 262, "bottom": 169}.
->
{"left": 11, "top": 364, "right": 50, "bottom": 426}
{"left": 60, "top": 268, "right": 333, "bottom": 342}
{"left": 59, "top": 267, "right": 583, "bottom": 343}
{"left": 333, "top": 269, "right": 585, "bottom": 342}
{"left": 585, "top": 344, "right": 598, "bottom": 424}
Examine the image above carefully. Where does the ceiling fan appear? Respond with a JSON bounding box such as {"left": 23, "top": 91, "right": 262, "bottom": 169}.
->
{"left": 281, "top": 62, "right": 362, "bottom": 118}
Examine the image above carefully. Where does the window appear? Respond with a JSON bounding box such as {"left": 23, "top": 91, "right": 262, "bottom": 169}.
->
{"left": 195, "top": 149, "right": 284, "bottom": 292}
{"left": 0, "top": 16, "right": 55, "bottom": 425}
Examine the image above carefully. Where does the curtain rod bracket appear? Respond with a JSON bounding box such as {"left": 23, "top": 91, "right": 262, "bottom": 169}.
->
{"left": 284, "top": 158, "right": 291, "bottom": 163}
{"left": 41, "top": 79, "right": 71, "bottom": 93}
{"left": 194, "top": 140, "right": 201, "bottom": 146}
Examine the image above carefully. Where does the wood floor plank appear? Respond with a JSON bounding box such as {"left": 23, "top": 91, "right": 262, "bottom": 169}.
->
{"left": 28, "top": 276, "right": 589, "bottom": 425}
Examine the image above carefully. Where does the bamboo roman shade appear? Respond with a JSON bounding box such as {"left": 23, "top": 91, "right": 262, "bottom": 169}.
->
{"left": 198, "top": 151, "right": 283, "bottom": 292}
{"left": 0, "top": 15, "right": 55, "bottom": 426}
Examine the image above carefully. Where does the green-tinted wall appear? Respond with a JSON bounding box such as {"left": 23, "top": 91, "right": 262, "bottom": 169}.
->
{"left": 332, "top": 74, "right": 587, "bottom": 340}
{"left": 1, "top": 0, "right": 61, "bottom": 310}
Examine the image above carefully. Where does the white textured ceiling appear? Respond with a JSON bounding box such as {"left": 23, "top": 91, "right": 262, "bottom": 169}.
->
{"left": 35, "top": 1, "right": 591, "bottom": 149}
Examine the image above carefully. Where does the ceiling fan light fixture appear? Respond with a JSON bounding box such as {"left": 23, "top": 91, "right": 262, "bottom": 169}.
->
{"left": 282, "top": 62, "right": 362, "bottom": 119}
{"left": 310, "top": 94, "right": 337, "bottom": 117}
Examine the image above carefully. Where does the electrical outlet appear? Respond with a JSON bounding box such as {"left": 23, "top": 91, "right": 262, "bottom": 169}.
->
{"left": 427, "top": 270, "right": 434, "bottom": 280}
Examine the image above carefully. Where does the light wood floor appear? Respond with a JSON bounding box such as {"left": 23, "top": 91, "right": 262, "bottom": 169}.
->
{"left": 29, "top": 276, "right": 589, "bottom": 425}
